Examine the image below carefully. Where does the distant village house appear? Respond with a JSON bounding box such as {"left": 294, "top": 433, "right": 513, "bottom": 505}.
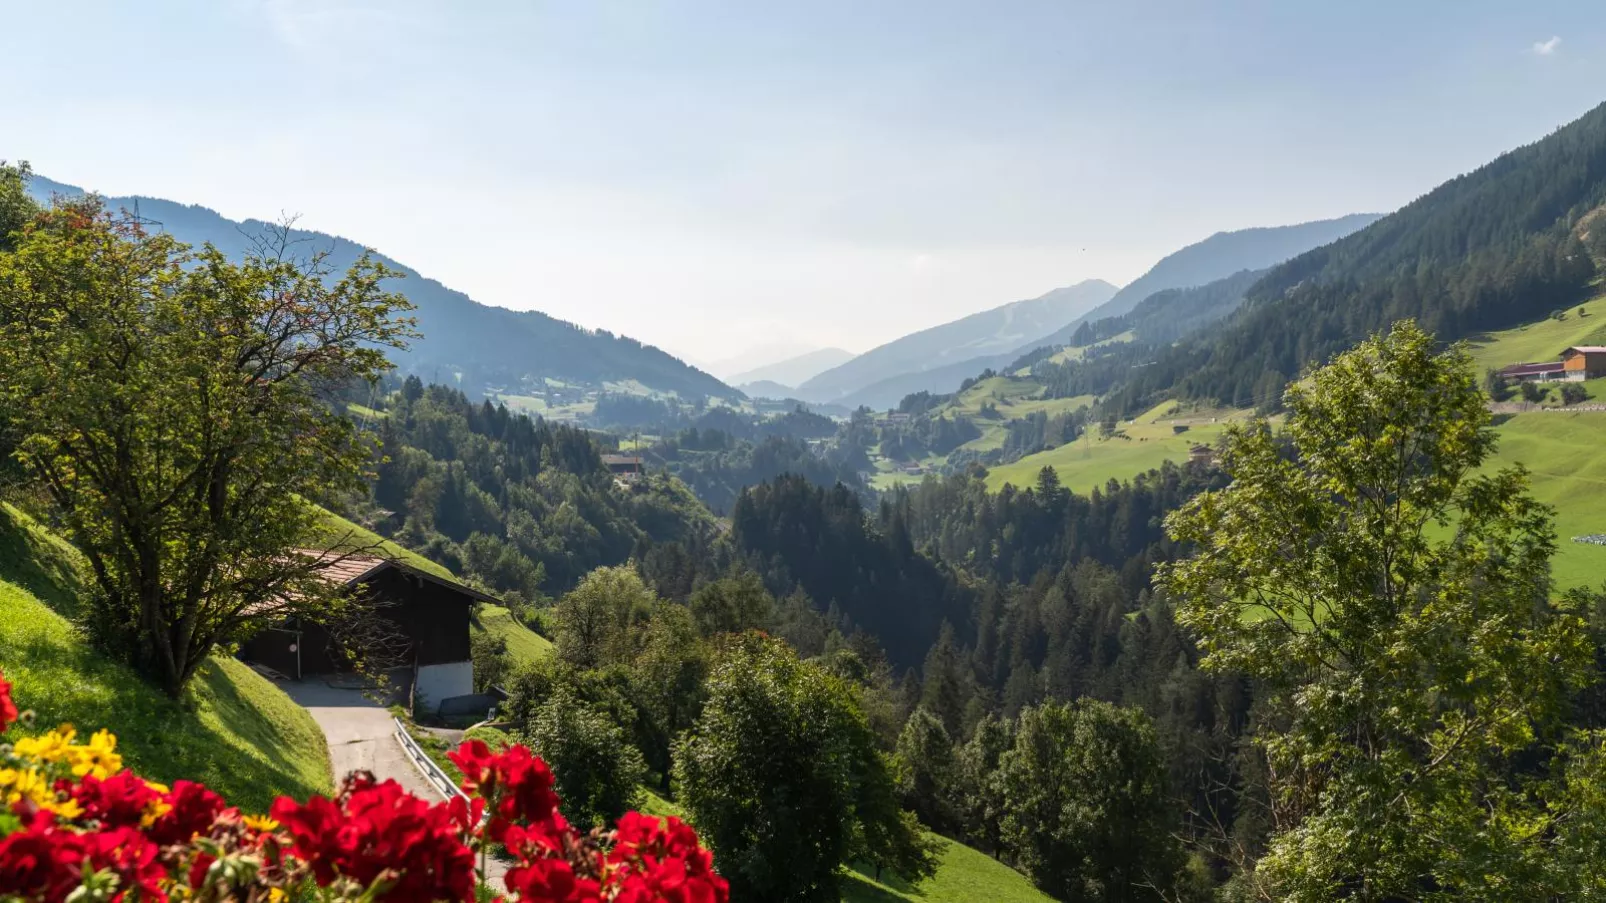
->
{"left": 240, "top": 552, "right": 495, "bottom": 713}
{"left": 1499, "top": 346, "right": 1606, "bottom": 383}
{"left": 602, "top": 453, "right": 646, "bottom": 486}
{"left": 1562, "top": 346, "right": 1606, "bottom": 380}
{"left": 1188, "top": 443, "right": 1217, "bottom": 468}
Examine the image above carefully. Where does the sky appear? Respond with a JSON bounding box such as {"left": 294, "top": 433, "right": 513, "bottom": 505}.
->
{"left": 10, "top": 2, "right": 1606, "bottom": 369}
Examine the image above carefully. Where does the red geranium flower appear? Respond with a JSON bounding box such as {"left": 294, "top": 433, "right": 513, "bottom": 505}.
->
{"left": 448, "top": 740, "right": 562, "bottom": 842}
{"left": 67, "top": 771, "right": 162, "bottom": 830}
{"left": 148, "top": 780, "right": 227, "bottom": 847}
{"left": 271, "top": 775, "right": 476, "bottom": 903}
{"left": 505, "top": 856, "right": 602, "bottom": 903}
{"left": 0, "top": 812, "right": 86, "bottom": 903}
{"left": 0, "top": 670, "right": 17, "bottom": 733}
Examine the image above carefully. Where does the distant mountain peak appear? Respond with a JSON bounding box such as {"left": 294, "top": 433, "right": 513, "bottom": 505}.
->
{"left": 795, "top": 279, "right": 1118, "bottom": 404}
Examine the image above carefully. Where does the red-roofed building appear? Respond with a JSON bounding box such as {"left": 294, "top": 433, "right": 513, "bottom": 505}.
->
{"left": 1498, "top": 361, "right": 1566, "bottom": 382}
{"left": 239, "top": 552, "right": 496, "bottom": 711}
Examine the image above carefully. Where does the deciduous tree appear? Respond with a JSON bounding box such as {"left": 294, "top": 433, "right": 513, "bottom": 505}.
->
{"left": 1160, "top": 321, "right": 1596, "bottom": 899}
{"left": 0, "top": 196, "right": 413, "bottom": 696}
{"left": 997, "top": 699, "right": 1183, "bottom": 901}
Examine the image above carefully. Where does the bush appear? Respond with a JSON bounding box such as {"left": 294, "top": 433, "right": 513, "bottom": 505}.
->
{"left": 470, "top": 631, "right": 511, "bottom": 693}
{"left": 1561, "top": 382, "right": 1589, "bottom": 406}
{"left": 518, "top": 685, "right": 646, "bottom": 829}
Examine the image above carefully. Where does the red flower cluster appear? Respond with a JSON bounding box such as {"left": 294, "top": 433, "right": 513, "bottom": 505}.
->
{"left": 449, "top": 738, "right": 561, "bottom": 842}
{"left": 0, "top": 667, "right": 728, "bottom": 902}
{"left": 0, "top": 671, "right": 16, "bottom": 732}
{"left": 608, "top": 813, "right": 727, "bottom": 903}
{"left": 0, "top": 813, "right": 164, "bottom": 902}
{"left": 272, "top": 773, "right": 478, "bottom": 903}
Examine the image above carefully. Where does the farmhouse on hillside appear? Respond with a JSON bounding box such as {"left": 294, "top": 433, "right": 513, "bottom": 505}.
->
{"left": 240, "top": 552, "right": 494, "bottom": 711}
{"left": 1562, "top": 346, "right": 1606, "bottom": 381}
{"left": 602, "top": 453, "right": 645, "bottom": 485}
{"left": 1497, "top": 360, "right": 1567, "bottom": 382}
{"left": 1498, "top": 346, "right": 1606, "bottom": 383}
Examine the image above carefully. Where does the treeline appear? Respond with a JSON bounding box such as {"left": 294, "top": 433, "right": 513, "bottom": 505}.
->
{"left": 644, "top": 428, "right": 868, "bottom": 514}
{"left": 590, "top": 393, "right": 837, "bottom": 442}
{"left": 359, "top": 377, "right": 716, "bottom": 600}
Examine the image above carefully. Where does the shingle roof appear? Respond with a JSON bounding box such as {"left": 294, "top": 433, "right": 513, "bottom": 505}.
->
{"left": 1564, "top": 346, "right": 1606, "bottom": 355}
{"left": 291, "top": 550, "right": 500, "bottom": 604}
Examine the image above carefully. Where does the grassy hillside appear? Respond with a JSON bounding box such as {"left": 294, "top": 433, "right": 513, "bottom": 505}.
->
{"left": 0, "top": 504, "right": 333, "bottom": 812}
{"left": 1487, "top": 412, "right": 1606, "bottom": 591}
{"left": 987, "top": 404, "right": 1253, "bottom": 494}
{"left": 1466, "top": 301, "right": 1606, "bottom": 373}
{"left": 841, "top": 836, "right": 1053, "bottom": 903}
{"left": 475, "top": 602, "right": 554, "bottom": 668}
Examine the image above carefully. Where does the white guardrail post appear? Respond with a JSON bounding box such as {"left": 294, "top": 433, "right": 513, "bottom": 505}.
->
{"left": 393, "top": 716, "right": 468, "bottom": 801}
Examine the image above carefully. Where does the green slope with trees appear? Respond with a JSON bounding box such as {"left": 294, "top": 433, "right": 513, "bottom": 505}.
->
{"left": 0, "top": 504, "right": 332, "bottom": 812}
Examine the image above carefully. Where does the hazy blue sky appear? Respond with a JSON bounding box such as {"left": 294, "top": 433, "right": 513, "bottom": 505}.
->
{"left": 11, "top": 2, "right": 1606, "bottom": 364}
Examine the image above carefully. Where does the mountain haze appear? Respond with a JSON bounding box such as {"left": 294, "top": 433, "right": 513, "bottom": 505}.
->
{"left": 728, "top": 347, "right": 857, "bottom": 391}
{"left": 1017, "top": 213, "right": 1383, "bottom": 354}
{"left": 25, "top": 175, "right": 735, "bottom": 400}
{"left": 797, "top": 279, "right": 1117, "bottom": 404}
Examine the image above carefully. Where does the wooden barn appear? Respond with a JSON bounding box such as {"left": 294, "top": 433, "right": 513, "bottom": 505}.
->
{"left": 240, "top": 552, "right": 495, "bottom": 710}
{"left": 1562, "top": 346, "right": 1606, "bottom": 381}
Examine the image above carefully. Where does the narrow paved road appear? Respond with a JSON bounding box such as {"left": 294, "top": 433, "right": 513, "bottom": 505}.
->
{"left": 278, "top": 679, "right": 511, "bottom": 886}
{"left": 277, "top": 680, "right": 440, "bottom": 801}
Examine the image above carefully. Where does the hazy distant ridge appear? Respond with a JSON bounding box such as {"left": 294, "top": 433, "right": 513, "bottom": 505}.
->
{"left": 25, "top": 174, "right": 736, "bottom": 400}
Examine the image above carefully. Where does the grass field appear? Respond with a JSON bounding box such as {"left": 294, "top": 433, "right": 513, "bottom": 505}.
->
{"left": 1466, "top": 301, "right": 1606, "bottom": 374}
{"left": 0, "top": 504, "right": 333, "bottom": 811}
{"left": 841, "top": 836, "right": 1052, "bottom": 903}
{"left": 986, "top": 405, "right": 1253, "bottom": 494}
{"left": 474, "top": 602, "right": 554, "bottom": 667}
{"left": 1487, "top": 411, "right": 1606, "bottom": 591}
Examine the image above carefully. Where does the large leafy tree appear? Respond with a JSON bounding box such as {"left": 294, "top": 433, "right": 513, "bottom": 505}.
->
{"left": 1160, "top": 321, "right": 1596, "bottom": 899}
{"left": 0, "top": 195, "right": 414, "bottom": 696}
{"left": 674, "top": 635, "right": 930, "bottom": 902}
{"left": 997, "top": 699, "right": 1184, "bottom": 901}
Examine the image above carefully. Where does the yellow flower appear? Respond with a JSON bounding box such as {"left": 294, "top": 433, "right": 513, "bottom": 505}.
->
{"left": 13, "top": 726, "right": 78, "bottom": 764}
{"left": 141, "top": 798, "right": 174, "bottom": 828}
{"left": 145, "top": 780, "right": 171, "bottom": 794}
{"left": 0, "top": 766, "right": 54, "bottom": 807}
{"left": 268, "top": 888, "right": 287, "bottom": 903}
{"left": 42, "top": 795, "right": 84, "bottom": 819}
{"left": 244, "top": 814, "right": 281, "bottom": 833}
{"left": 69, "top": 728, "right": 122, "bottom": 778}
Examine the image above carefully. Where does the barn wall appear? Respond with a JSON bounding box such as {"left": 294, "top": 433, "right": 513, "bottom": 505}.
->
{"left": 416, "top": 661, "right": 474, "bottom": 711}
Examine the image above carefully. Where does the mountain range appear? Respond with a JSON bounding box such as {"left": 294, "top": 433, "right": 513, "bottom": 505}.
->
{"left": 24, "top": 175, "right": 736, "bottom": 401}
{"left": 795, "top": 279, "right": 1118, "bottom": 406}
{"left": 729, "top": 347, "right": 858, "bottom": 392}
{"left": 1017, "top": 213, "right": 1383, "bottom": 352}
{"left": 795, "top": 214, "right": 1383, "bottom": 411}
{"left": 1090, "top": 99, "right": 1606, "bottom": 414}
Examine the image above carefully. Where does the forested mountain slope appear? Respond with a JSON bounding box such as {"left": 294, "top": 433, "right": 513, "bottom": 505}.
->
{"left": 797, "top": 280, "right": 1117, "bottom": 404}
{"left": 1016, "top": 213, "right": 1381, "bottom": 354}
{"left": 24, "top": 174, "right": 733, "bottom": 400}
{"left": 1107, "top": 99, "right": 1606, "bottom": 412}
